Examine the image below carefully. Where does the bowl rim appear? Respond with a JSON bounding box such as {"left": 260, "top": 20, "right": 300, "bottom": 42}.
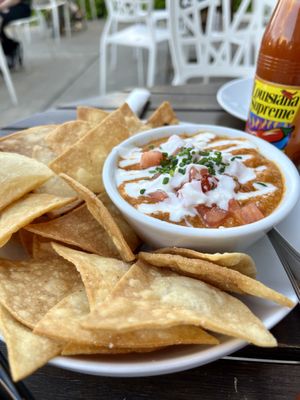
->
{"left": 103, "top": 124, "right": 300, "bottom": 238}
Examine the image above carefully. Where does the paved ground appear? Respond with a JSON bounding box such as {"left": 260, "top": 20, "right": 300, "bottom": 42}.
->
{"left": 0, "top": 19, "right": 171, "bottom": 127}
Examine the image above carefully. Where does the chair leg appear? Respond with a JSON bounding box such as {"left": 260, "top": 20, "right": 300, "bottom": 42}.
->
{"left": 99, "top": 40, "right": 107, "bottom": 95}
{"left": 0, "top": 46, "right": 18, "bottom": 105}
{"left": 147, "top": 46, "right": 156, "bottom": 87}
{"left": 51, "top": 7, "right": 60, "bottom": 42}
{"left": 137, "top": 48, "right": 144, "bottom": 86}
{"left": 109, "top": 20, "right": 118, "bottom": 69}
{"left": 63, "top": 3, "right": 72, "bottom": 38}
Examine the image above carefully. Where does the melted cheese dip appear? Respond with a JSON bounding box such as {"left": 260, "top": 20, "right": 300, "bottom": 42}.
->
{"left": 116, "top": 132, "right": 284, "bottom": 228}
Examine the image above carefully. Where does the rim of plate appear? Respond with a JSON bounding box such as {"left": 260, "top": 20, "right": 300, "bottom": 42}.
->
{"left": 216, "top": 77, "right": 253, "bottom": 121}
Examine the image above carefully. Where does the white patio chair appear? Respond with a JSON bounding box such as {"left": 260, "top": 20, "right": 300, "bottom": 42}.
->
{"left": 0, "top": 43, "right": 18, "bottom": 105}
{"left": 9, "top": 13, "right": 45, "bottom": 44}
{"left": 167, "top": 0, "right": 276, "bottom": 85}
{"left": 99, "top": 0, "right": 170, "bottom": 94}
{"left": 32, "top": 0, "right": 71, "bottom": 42}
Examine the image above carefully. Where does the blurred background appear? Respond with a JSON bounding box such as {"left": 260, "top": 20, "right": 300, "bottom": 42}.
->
{"left": 0, "top": 0, "right": 268, "bottom": 126}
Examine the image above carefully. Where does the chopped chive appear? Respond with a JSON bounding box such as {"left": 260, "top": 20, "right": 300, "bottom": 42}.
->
{"left": 231, "top": 156, "right": 242, "bottom": 161}
{"left": 149, "top": 169, "right": 157, "bottom": 174}
{"left": 140, "top": 189, "right": 146, "bottom": 195}
{"left": 178, "top": 168, "right": 186, "bottom": 174}
{"left": 256, "top": 182, "right": 267, "bottom": 187}
{"left": 162, "top": 177, "right": 169, "bottom": 184}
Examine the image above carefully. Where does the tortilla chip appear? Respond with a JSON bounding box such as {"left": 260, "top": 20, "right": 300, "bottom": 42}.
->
{"left": 155, "top": 248, "right": 256, "bottom": 278}
{"left": 0, "top": 152, "right": 53, "bottom": 212}
{"left": 82, "top": 261, "right": 277, "bottom": 347}
{"left": 138, "top": 252, "right": 293, "bottom": 308}
{"left": 46, "top": 121, "right": 94, "bottom": 155}
{"left": 18, "top": 229, "right": 34, "bottom": 257}
{"left": 77, "top": 106, "right": 108, "bottom": 124}
{"left": 32, "top": 235, "right": 61, "bottom": 260}
{"left": 147, "top": 101, "right": 179, "bottom": 128}
{"left": 0, "top": 193, "right": 75, "bottom": 247}
{"left": 26, "top": 199, "right": 138, "bottom": 258}
{"left": 61, "top": 343, "right": 161, "bottom": 356}
{"left": 0, "top": 305, "right": 62, "bottom": 381}
{"left": 31, "top": 145, "right": 77, "bottom": 198}
{"left": 0, "top": 125, "right": 56, "bottom": 156}
{"left": 36, "top": 289, "right": 218, "bottom": 348}
{"left": 61, "top": 343, "right": 160, "bottom": 355}
{"left": 119, "top": 103, "right": 148, "bottom": 135}
{"left": 50, "top": 109, "right": 130, "bottom": 193}
{"left": 34, "top": 256, "right": 218, "bottom": 348}
{"left": 51, "top": 243, "right": 130, "bottom": 306}
{"left": 31, "top": 144, "right": 57, "bottom": 164}
{"left": 0, "top": 256, "right": 81, "bottom": 328}
{"left": 60, "top": 174, "right": 136, "bottom": 262}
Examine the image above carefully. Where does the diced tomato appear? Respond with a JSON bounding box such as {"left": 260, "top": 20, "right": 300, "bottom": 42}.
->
{"left": 148, "top": 190, "right": 168, "bottom": 202}
{"left": 200, "top": 168, "right": 209, "bottom": 176}
{"left": 196, "top": 204, "right": 228, "bottom": 227}
{"left": 140, "top": 151, "right": 163, "bottom": 169}
{"left": 228, "top": 199, "right": 244, "bottom": 225}
{"left": 240, "top": 203, "right": 264, "bottom": 224}
{"left": 189, "top": 166, "right": 201, "bottom": 181}
{"left": 229, "top": 199, "right": 264, "bottom": 224}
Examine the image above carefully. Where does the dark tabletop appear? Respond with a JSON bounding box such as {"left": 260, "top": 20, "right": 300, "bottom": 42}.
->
{"left": 0, "top": 83, "right": 299, "bottom": 400}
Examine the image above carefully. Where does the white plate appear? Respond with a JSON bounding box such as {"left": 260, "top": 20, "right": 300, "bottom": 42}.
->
{"left": 1, "top": 235, "right": 294, "bottom": 378}
{"left": 217, "top": 78, "right": 254, "bottom": 121}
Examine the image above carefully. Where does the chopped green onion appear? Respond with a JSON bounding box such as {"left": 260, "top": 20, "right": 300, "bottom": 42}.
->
{"left": 231, "top": 156, "right": 242, "bottom": 161}
{"left": 162, "top": 177, "right": 169, "bottom": 184}
{"left": 140, "top": 189, "right": 146, "bottom": 195}
{"left": 178, "top": 168, "right": 186, "bottom": 174}
{"left": 256, "top": 182, "right": 267, "bottom": 187}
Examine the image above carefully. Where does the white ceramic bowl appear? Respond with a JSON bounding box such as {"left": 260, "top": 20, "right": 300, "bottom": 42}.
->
{"left": 103, "top": 124, "right": 300, "bottom": 252}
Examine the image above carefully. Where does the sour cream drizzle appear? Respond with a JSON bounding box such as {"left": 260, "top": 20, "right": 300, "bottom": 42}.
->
{"left": 117, "top": 133, "right": 278, "bottom": 223}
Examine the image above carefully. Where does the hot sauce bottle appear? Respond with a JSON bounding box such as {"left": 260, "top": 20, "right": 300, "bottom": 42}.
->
{"left": 246, "top": 0, "right": 300, "bottom": 166}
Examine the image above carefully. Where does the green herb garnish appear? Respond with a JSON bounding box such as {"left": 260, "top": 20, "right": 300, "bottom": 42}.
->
{"left": 231, "top": 156, "right": 242, "bottom": 161}
{"left": 140, "top": 189, "right": 146, "bottom": 195}
{"left": 162, "top": 177, "right": 169, "bottom": 184}
{"left": 256, "top": 182, "right": 267, "bottom": 187}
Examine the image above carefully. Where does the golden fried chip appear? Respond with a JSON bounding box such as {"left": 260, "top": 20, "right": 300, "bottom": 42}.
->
{"left": 156, "top": 247, "right": 256, "bottom": 278}
{"left": 0, "top": 152, "right": 53, "bottom": 212}
{"left": 31, "top": 144, "right": 57, "bottom": 164}
{"left": 119, "top": 103, "right": 148, "bottom": 135}
{"left": 36, "top": 289, "right": 218, "bottom": 348}
{"left": 0, "top": 193, "right": 75, "bottom": 247}
{"left": 31, "top": 145, "right": 77, "bottom": 198}
{"left": 50, "top": 109, "right": 130, "bottom": 193}
{"left": 138, "top": 252, "right": 293, "bottom": 308}
{"left": 18, "top": 229, "right": 34, "bottom": 257}
{"left": 147, "top": 101, "right": 179, "bottom": 128}
{"left": 77, "top": 106, "right": 108, "bottom": 124}
{"left": 61, "top": 343, "right": 160, "bottom": 355}
{"left": 82, "top": 261, "right": 277, "bottom": 347}
{"left": 0, "top": 305, "right": 61, "bottom": 381}
{"left": 51, "top": 243, "right": 130, "bottom": 306}
{"left": 59, "top": 175, "right": 136, "bottom": 262}
{"left": 32, "top": 235, "right": 61, "bottom": 260}
{"left": 0, "top": 256, "right": 81, "bottom": 328}
{"left": 0, "top": 125, "right": 56, "bottom": 156}
{"left": 26, "top": 198, "right": 139, "bottom": 258}
{"left": 34, "top": 256, "right": 218, "bottom": 348}
{"left": 46, "top": 121, "right": 94, "bottom": 155}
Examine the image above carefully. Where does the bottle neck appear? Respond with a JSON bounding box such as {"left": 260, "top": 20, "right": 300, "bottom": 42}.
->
{"left": 256, "top": 0, "right": 300, "bottom": 86}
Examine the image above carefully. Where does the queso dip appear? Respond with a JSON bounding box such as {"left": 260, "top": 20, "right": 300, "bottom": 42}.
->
{"left": 116, "top": 132, "right": 284, "bottom": 228}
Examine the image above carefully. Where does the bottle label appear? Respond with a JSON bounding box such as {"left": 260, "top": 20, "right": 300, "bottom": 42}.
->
{"left": 246, "top": 77, "right": 300, "bottom": 150}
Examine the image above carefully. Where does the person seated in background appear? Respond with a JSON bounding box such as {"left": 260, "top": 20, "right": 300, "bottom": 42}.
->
{"left": 0, "top": 0, "right": 31, "bottom": 69}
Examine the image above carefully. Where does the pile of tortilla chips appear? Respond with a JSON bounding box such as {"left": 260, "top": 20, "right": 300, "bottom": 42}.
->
{"left": 0, "top": 101, "right": 294, "bottom": 381}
